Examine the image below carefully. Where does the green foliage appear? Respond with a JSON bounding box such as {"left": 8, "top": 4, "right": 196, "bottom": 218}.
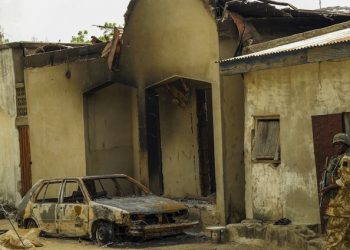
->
{"left": 0, "top": 26, "right": 9, "bottom": 44}
{"left": 98, "top": 22, "right": 117, "bottom": 41}
{"left": 70, "top": 22, "right": 118, "bottom": 44}
{"left": 71, "top": 30, "right": 89, "bottom": 43}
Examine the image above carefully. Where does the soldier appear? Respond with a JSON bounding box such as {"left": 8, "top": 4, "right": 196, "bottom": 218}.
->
{"left": 321, "top": 133, "right": 350, "bottom": 250}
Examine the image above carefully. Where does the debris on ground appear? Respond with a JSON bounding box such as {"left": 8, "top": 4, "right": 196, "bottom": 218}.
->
{"left": 0, "top": 204, "right": 15, "bottom": 220}
{"left": 227, "top": 220, "right": 323, "bottom": 250}
{"left": 0, "top": 229, "right": 43, "bottom": 249}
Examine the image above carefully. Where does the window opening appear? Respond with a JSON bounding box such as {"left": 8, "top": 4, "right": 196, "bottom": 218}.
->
{"left": 253, "top": 117, "right": 280, "bottom": 162}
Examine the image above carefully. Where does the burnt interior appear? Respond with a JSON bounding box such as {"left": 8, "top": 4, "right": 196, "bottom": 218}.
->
{"left": 145, "top": 82, "right": 216, "bottom": 198}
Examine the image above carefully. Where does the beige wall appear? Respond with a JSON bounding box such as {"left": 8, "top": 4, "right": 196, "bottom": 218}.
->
{"left": 0, "top": 48, "right": 21, "bottom": 205}
{"left": 25, "top": 63, "right": 87, "bottom": 182}
{"left": 86, "top": 83, "right": 136, "bottom": 177}
{"left": 218, "top": 20, "right": 246, "bottom": 223}
{"left": 121, "top": 0, "right": 225, "bottom": 223}
{"left": 244, "top": 58, "right": 350, "bottom": 224}
{"left": 158, "top": 87, "right": 201, "bottom": 197}
{"left": 221, "top": 75, "right": 245, "bottom": 222}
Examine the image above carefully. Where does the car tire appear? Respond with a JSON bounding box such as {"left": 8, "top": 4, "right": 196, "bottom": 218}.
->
{"left": 26, "top": 219, "right": 38, "bottom": 229}
{"left": 95, "top": 222, "right": 115, "bottom": 246}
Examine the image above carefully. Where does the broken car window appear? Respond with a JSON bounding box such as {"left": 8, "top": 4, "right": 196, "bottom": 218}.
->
{"left": 62, "top": 181, "right": 85, "bottom": 204}
{"left": 36, "top": 182, "right": 62, "bottom": 203}
{"left": 83, "top": 177, "right": 148, "bottom": 200}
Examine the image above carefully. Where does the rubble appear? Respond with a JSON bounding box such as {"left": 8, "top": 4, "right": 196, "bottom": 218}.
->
{"left": 0, "top": 229, "right": 43, "bottom": 249}
{"left": 226, "top": 220, "right": 324, "bottom": 250}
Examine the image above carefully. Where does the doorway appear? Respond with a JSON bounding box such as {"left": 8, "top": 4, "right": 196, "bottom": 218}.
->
{"left": 196, "top": 88, "right": 216, "bottom": 196}
{"left": 146, "top": 80, "right": 216, "bottom": 198}
{"left": 312, "top": 112, "right": 350, "bottom": 231}
{"left": 146, "top": 88, "right": 164, "bottom": 195}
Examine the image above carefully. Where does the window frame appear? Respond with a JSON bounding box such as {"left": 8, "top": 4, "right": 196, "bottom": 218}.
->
{"left": 252, "top": 115, "right": 281, "bottom": 163}
{"left": 60, "top": 179, "right": 87, "bottom": 204}
{"left": 34, "top": 181, "right": 63, "bottom": 204}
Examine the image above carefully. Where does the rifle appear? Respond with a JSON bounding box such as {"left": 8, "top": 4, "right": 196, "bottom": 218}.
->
{"left": 319, "top": 157, "right": 329, "bottom": 208}
{"left": 0, "top": 204, "right": 25, "bottom": 247}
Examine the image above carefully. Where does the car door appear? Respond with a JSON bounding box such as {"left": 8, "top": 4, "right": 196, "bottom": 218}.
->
{"left": 31, "top": 181, "right": 62, "bottom": 234}
{"left": 57, "top": 180, "right": 89, "bottom": 237}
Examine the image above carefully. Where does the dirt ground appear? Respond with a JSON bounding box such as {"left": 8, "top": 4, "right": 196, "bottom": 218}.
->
{"left": 0, "top": 219, "right": 291, "bottom": 250}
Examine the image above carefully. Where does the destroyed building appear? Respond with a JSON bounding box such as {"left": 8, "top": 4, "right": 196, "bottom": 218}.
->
{"left": 1, "top": 0, "right": 350, "bottom": 229}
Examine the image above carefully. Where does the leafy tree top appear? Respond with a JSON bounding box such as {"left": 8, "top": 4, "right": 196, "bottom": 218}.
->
{"left": 71, "top": 22, "right": 119, "bottom": 44}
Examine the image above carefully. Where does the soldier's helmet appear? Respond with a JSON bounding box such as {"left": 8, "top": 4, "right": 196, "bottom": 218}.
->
{"left": 332, "top": 133, "right": 350, "bottom": 147}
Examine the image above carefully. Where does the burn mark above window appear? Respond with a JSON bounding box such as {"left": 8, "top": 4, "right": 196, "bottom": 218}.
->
{"left": 252, "top": 116, "right": 280, "bottom": 162}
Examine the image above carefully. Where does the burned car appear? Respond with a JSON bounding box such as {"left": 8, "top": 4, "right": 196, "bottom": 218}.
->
{"left": 17, "top": 174, "right": 197, "bottom": 244}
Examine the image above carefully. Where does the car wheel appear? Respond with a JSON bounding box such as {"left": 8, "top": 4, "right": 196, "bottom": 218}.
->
{"left": 26, "top": 219, "right": 38, "bottom": 229}
{"left": 95, "top": 222, "right": 115, "bottom": 246}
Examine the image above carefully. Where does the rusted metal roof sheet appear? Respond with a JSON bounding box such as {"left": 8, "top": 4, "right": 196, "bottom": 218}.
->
{"left": 220, "top": 0, "right": 350, "bottom": 19}
{"left": 220, "top": 28, "right": 350, "bottom": 63}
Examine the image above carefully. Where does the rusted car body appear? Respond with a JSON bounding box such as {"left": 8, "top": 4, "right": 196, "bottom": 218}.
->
{"left": 16, "top": 174, "right": 197, "bottom": 244}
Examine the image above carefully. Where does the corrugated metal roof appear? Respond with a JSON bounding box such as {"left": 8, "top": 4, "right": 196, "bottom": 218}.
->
{"left": 220, "top": 28, "right": 350, "bottom": 63}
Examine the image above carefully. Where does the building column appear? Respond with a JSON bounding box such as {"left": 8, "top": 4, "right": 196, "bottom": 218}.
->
{"left": 212, "top": 81, "right": 226, "bottom": 225}
{"left": 137, "top": 85, "right": 149, "bottom": 187}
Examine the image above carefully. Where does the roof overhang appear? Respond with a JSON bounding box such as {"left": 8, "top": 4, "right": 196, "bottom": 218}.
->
{"left": 220, "top": 41, "right": 350, "bottom": 75}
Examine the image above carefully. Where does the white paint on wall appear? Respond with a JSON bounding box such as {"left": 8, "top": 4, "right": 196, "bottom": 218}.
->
{"left": 0, "top": 48, "right": 21, "bottom": 205}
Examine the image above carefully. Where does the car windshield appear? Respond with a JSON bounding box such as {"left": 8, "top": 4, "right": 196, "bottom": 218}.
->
{"left": 83, "top": 177, "right": 149, "bottom": 200}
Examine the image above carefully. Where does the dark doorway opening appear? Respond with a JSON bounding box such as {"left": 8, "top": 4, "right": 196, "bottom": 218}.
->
{"left": 196, "top": 88, "right": 216, "bottom": 197}
{"left": 312, "top": 112, "right": 350, "bottom": 232}
{"left": 146, "top": 88, "right": 164, "bottom": 195}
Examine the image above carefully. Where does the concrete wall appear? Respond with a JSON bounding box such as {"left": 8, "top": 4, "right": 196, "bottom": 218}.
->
{"left": 120, "top": 0, "right": 219, "bottom": 87}
{"left": 25, "top": 63, "right": 87, "bottom": 182}
{"left": 121, "top": 0, "right": 225, "bottom": 223}
{"left": 244, "top": 58, "right": 350, "bottom": 224}
{"left": 86, "top": 83, "right": 136, "bottom": 177}
{"left": 158, "top": 87, "right": 201, "bottom": 197}
{"left": 221, "top": 75, "right": 245, "bottom": 223}
{"left": 218, "top": 20, "right": 246, "bottom": 223}
{"left": 0, "top": 48, "right": 21, "bottom": 205}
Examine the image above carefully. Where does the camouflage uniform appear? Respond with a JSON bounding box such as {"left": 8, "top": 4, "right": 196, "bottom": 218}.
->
{"left": 326, "top": 154, "right": 350, "bottom": 250}
{"left": 325, "top": 152, "right": 350, "bottom": 199}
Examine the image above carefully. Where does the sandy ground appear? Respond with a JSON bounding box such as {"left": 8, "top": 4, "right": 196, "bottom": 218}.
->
{"left": 0, "top": 219, "right": 292, "bottom": 250}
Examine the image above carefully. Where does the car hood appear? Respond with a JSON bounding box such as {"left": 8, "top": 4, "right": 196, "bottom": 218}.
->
{"left": 93, "top": 195, "right": 186, "bottom": 214}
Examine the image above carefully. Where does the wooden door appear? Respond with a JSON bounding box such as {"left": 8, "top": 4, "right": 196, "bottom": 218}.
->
{"left": 311, "top": 113, "right": 345, "bottom": 231}
{"left": 18, "top": 126, "right": 32, "bottom": 196}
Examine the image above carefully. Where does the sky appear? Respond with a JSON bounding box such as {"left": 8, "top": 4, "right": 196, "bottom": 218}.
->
{"left": 0, "top": 0, "right": 349, "bottom": 43}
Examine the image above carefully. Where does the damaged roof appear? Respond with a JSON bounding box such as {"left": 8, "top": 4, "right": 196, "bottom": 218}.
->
{"left": 219, "top": 0, "right": 350, "bottom": 20}
{"left": 220, "top": 27, "right": 350, "bottom": 63}
{"left": 125, "top": 0, "right": 350, "bottom": 22}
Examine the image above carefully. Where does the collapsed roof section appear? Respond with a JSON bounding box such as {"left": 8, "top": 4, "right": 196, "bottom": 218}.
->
{"left": 215, "top": 0, "right": 350, "bottom": 55}
{"left": 217, "top": 0, "right": 350, "bottom": 20}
